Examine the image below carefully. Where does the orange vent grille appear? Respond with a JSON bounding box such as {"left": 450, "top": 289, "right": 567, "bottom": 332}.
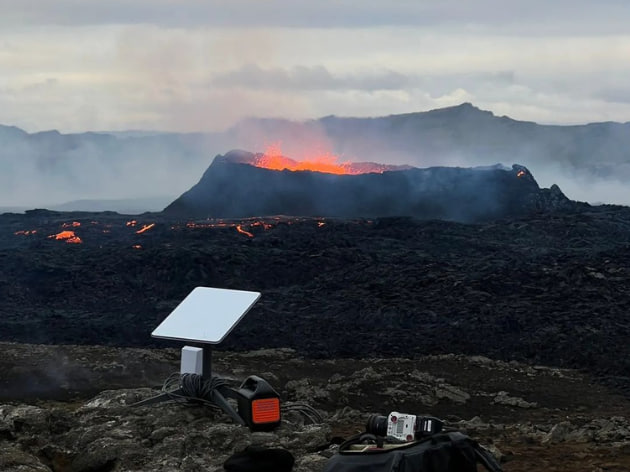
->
{"left": 251, "top": 398, "right": 281, "bottom": 424}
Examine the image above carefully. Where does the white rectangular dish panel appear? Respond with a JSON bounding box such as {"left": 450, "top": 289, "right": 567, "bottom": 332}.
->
{"left": 152, "top": 287, "right": 261, "bottom": 344}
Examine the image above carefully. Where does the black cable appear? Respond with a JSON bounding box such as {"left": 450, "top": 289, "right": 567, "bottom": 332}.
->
{"left": 281, "top": 401, "right": 324, "bottom": 424}
{"left": 159, "top": 372, "right": 229, "bottom": 409}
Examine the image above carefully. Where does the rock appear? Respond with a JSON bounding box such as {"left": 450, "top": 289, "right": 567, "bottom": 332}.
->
{"left": 285, "top": 379, "right": 330, "bottom": 403}
{"left": 2, "top": 347, "right": 630, "bottom": 471}
{"left": 0, "top": 389, "right": 332, "bottom": 472}
{"left": 435, "top": 384, "right": 470, "bottom": 404}
{"left": 0, "top": 444, "right": 52, "bottom": 472}
{"left": 493, "top": 391, "right": 538, "bottom": 408}
{"left": 294, "top": 453, "right": 329, "bottom": 472}
{"left": 542, "top": 421, "right": 576, "bottom": 444}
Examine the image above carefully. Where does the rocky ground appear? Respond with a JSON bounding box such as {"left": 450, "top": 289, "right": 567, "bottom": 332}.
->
{"left": 2, "top": 205, "right": 630, "bottom": 470}
{"left": 1, "top": 343, "right": 630, "bottom": 472}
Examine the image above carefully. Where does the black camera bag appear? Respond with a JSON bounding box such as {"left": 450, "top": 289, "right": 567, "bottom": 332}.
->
{"left": 223, "top": 445, "right": 294, "bottom": 472}
{"left": 323, "top": 431, "right": 502, "bottom": 472}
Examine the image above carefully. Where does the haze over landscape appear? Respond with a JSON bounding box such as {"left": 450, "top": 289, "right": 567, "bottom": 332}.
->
{"left": 1, "top": 1, "right": 629, "bottom": 210}
{"left": 1, "top": 104, "right": 629, "bottom": 212}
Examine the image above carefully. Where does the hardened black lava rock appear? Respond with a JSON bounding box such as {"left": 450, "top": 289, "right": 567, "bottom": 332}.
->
{"left": 164, "top": 151, "right": 581, "bottom": 221}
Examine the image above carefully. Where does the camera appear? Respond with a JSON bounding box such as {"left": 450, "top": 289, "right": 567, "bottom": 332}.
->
{"left": 366, "top": 412, "right": 444, "bottom": 442}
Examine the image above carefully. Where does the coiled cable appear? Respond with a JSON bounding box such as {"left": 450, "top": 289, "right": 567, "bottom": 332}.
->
{"left": 160, "top": 372, "right": 227, "bottom": 409}
{"left": 281, "top": 401, "right": 324, "bottom": 424}
{"left": 158, "top": 373, "right": 324, "bottom": 424}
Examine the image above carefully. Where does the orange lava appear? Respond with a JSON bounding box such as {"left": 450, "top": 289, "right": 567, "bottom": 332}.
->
{"left": 48, "top": 230, "right": 83, "bottom": 244}
{"left": 14, "top": 230, "right": 37, "bottom": 236}
{"left": 252, "top": 143, "right": 386, "bottom": 175}
{"left": 62, "top": 221, "right": 81, "bottom": 228}
{"left": 517, "top": 170, "right": 526, "bottom": 178}
{"left": 135, "top": 223, "right": 155, "bottom": 234}
{"left": 249, "top": 221, "right": 274, "bottom": 230}
{"left": 186, "top": 222, "right": 229, "bottom": 229}
{"left": 254, "top": 153, "right": 352, "bottom": 175}
{"left": 236, "top": 225, "right": 254, "bottom": 238}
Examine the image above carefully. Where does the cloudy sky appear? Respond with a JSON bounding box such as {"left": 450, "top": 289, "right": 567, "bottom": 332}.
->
{"left": 1, "top": 0, "right": 629, "bottom": 133}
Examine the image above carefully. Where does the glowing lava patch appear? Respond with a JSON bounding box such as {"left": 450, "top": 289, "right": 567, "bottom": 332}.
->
{"left": 48, "top": 230, "right": 83, "bottom": 244}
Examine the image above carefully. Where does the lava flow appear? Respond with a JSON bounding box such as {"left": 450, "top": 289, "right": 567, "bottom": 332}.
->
{"left": 13, "top": 216, "right": 330, "bottom": 246}
{"left": 174, "top": 217, "right": 328, "bottom": 238}
{"left": 235, "top": 225, "right": 254, "bottom": 238}
{"left": 135, "top": 223, "right": 155, "bottom": 234}
{"left": 48, "top": 230, "right": 83, "bottom": 244}
{"left": 251, "top": 143, "right": 395, "bottom": 175}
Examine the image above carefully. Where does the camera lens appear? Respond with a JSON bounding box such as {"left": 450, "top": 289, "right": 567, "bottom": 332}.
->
{"left": 366, "top": 415, "right": 388, "bottom": 436}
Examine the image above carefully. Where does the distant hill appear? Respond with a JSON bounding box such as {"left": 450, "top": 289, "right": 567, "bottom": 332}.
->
{"left": 49, "top": 196, "right": 173, "bottom": 214}
{"left": 2, "top": 103, "right": 630, "bottom": 210}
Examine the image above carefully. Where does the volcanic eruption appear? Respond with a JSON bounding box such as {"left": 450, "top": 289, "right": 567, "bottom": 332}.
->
{"left": 164, "top": 149, "right": 578, "bottom": 222}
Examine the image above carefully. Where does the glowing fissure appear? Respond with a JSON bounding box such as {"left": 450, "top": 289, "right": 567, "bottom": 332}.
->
{"left": 236, "top": 225, "right": 254, "bottom": 238}
{"left": 253, "top": 153, "right": 354, "bottom": 175}
{"left": 135, "top": 223, "right": 155, "bottom": 234}
{"left": 181, "top": 217, "right": 325, "bottom": 238}
{"left": 251, "top": 143, "right": 387, "bottom": 175}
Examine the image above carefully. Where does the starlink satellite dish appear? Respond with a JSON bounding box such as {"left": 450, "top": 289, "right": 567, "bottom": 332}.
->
{"left": 152, "top": 286, "right": 261, "bottom": 344}
{"left": 133, "top": 286, "right": 281, "bottom": 431}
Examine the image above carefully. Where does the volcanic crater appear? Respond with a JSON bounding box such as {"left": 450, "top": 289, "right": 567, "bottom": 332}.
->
{"left": 163, "top": 150, "right": 580, "bottom": 221}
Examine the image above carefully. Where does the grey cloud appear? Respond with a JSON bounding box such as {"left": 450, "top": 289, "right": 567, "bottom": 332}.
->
{"left": 212, "top": 64, "right": 410, "bottom": 91}
{"left": 212, "top": 65, "right": 516, "bottom": 94}
{"left": 1, "top": 0, "right": 628, "bottom": 33}
{"left": 20, "top": 78, "right": 59, "bottom": 93}
{"left": 420, "top": 71, "right": 516, "bottom": 97}
{"left": 596, "top": 88, "right": 630, "bottom": 105}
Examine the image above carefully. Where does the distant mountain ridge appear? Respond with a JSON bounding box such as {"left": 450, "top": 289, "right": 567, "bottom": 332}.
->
{"left": 2, "top": 103, "right": 630, "bottom": 211}
{"left": 238, "top": 103, "right": 630, "bottom": 174}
